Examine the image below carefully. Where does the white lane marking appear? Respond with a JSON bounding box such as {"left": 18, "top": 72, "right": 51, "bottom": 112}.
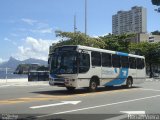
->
{"left": 120, "top": 111, "right": 145, "bottom": 114}
{"left": 37, "top": 94, "right": 160, "bottom": 118}
{"left": 140, "top": 88, "right": 160, "bottom": 92}
{"left": 30, "top": 101, "right": 81, "bottom": 109}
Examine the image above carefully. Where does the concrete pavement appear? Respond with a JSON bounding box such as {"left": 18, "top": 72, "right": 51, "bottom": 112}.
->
{"left": 0, "top": 81, "right": 160, "bottom": 119}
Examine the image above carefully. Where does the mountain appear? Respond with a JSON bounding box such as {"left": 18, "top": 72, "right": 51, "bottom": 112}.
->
{"left": 0, "top": 57, "right": 21, "bottom": 69}
{"left": 23, "top": 58, "right": 47, "bottom": 66}
{"left": 0, "top": 57, "right": 47, "bottom": 70}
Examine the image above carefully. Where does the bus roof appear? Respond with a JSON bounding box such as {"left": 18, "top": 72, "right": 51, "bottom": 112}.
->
{"left": 76, "top": 45, "right": 145, "bottom": 59}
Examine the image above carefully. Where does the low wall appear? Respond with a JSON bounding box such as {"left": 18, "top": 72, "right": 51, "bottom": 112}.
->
{"left": 0, "top": 78, "right": 28, "bottom": 83}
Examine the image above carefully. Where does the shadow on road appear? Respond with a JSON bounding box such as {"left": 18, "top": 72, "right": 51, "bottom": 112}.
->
{"left": 32, "top": 86, "right": 141, "bottom": 96}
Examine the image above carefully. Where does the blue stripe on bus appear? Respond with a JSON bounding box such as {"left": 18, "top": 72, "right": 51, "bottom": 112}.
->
{"left": 105, "top": 68, "right": 129, "bottom": 86}
{"left": 116, "top": 52, "right": 128, "bottom": 56}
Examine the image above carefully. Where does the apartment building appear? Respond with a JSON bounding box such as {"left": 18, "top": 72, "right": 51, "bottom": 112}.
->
{"left": 112, "top": 6, "right": 147, "bottom": 35}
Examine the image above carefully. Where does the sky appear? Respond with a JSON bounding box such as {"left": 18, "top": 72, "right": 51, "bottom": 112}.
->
{"left": 0, "top": 0, "right": 159, "bottom": 62}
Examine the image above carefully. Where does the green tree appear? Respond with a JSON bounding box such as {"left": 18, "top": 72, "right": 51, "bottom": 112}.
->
{"left": 151, "top": 0, "right": 160, "bottom": 6}
{"left": 151, "top": 30, "right": 160, "bottom": 35}
{"left": 100, "top": 33, "right": 135, "bottom": 52}
{"left": 53, "top": 30, "right": 105, "bottom": 48}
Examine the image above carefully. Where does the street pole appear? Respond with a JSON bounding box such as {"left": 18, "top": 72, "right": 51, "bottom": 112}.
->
{"left": 74, "top": 14, "right": 78, "bottom": 44}
{"left": 5, "top": 67, "right": 8, "bottom": 83}
{"left": 74, "top": 14, "right": 77, "bottom": 33}
{"left": 85, "top": 0, "right": 87, "bottom": 36}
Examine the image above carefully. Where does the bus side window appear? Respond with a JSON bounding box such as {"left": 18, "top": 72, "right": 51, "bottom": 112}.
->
{"left": 121, "top": 56, "right": 129, "bottom": 68}
{"left": 137, "top": 58, "right": 144, "bottom": 69}
{"left": 141, "top": 59, "right": 145, "bottom": 69}
{"left": 112, "top": 54, "right": 121, "bottom": 68}
{"left": 102, "top": 53, "right": 112, "bottom": 67}
{"left": 91, "top": 51, "right": 101, "bottom": 66}
{"left": 129, "top": 57, "right": 136, "bottom": 69}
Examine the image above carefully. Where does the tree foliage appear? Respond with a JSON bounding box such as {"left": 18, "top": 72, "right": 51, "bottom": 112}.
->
{"left": 129, "top": 42, "right": 160, "bottom": 63}
{"left": 151, "top": 0, "right": 160, "bottom": 6}
{"left": 52, "top": 31, "right": 135, "bottom": 54}
{"left": 100, "top": 33, "right": 135, "bottom": 52}
{"left": 54, "top": 31, "right": 105, "bottom": 49}
{"left": 151, "top": 30, "right": 160, "bottom": 35}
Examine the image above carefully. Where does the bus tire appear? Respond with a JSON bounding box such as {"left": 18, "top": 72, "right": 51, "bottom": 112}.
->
{"left": 89, "top": 79, "right": 98, "bottom": 92}
{"left": 66, "top": 87, "right": 75, "bottom": 91}
{"left": 126, "top": 77, "right": 132, "bottom": 88}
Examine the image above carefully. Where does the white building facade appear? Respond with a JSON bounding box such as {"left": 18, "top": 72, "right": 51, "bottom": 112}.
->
{"left": 112, "top": 6, "right": 147, "bottom": 35}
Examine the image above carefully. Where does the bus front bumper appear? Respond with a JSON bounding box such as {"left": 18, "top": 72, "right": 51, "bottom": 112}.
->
{"left": 49, "top": 78, "right": 77, "bottom": 87}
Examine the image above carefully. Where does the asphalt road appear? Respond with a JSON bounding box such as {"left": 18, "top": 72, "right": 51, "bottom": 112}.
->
{"left": 0, "top": 81, "right": 160, "bottom": 120}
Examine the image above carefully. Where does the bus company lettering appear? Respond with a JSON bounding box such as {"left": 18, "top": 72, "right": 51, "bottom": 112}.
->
{"left": 102, "top": 70, "right": 116, "bottom": 75}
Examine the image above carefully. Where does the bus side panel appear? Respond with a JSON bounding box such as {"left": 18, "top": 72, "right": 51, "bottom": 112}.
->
{"left": 77, "top": 66, "right": 101, "bottom": 87}
{"left": 134, "top": 68, "right": 146, "bottom": 84}
{"left": 128, "top": 68, "right": 137, "bottom": 83}
{"left": 77, "top": 78, "right": 90, "bottom": 88}
{"left": 77, "top": 51, "right": 101, "bottom": 88}
{"left": 102, "top": 68, "right": 129, "bottom": 86}
{"left": 101, "top": 67, "right": 119, "bottom": 86}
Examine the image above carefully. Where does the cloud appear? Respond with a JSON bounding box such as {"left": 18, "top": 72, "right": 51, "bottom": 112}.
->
{"left": 14, "top": 37, "right": 59, "bottom": 61}
{"left": 21, "top": 18, "right": 38, "bottom": 25}
{"left": 4, "top": 37, "right": 17, "bottom": 46}
{"left": 21, "top": 18, "right": 54, "bottom": 34}
{"left": 10, "top": 33, "right": 19, "bottom": 37}
{"left": 92, "top": 33, "right": 109, "bottom": 38}
{"left": 30, "top": 28, "right": 53, "bottom": 34}
{"left": 0, "top": 58, "right": 5, "bottom": 64}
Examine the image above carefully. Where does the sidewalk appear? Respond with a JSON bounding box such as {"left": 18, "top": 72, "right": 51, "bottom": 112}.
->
{"left": 146, "top": 78, "right": 160, "bottom": 81}
{"left": 0, "top": 78, "right": 49, "bottom": 87}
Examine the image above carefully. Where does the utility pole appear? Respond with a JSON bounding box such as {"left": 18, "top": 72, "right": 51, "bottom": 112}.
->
{"left": 74, "top": 14, "right": 77, "bottom": 33}
{"left": 74, "top": 14, "right": 78, "bottom": 44}
{"left": 85, "top": 0, "right": 87, "bottom": 36}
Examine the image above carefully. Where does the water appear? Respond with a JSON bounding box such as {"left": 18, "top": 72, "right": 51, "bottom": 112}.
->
{"left": 0, "top": 70, "right": 27, "bottom": 79}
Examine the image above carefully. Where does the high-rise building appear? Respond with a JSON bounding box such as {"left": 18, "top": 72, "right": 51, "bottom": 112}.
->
{"left": 112, "top": 6, "right": 147, "bottom": 35}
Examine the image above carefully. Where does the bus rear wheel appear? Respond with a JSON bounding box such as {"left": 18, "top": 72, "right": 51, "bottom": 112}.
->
{"left": 126, "top": 78, "right": 132, "bottom": 88}
{"left": 89, "top": 79, "right": 98, "bottom": 92}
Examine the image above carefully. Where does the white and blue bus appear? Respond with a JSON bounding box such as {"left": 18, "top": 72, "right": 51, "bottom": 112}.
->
{"left": 48, "top": 45, "right": 146, "bottom": 91}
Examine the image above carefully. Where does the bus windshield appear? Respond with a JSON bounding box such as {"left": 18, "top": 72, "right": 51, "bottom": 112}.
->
{"left": 49, "top": 51, "right": 77, "bottom": 74}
